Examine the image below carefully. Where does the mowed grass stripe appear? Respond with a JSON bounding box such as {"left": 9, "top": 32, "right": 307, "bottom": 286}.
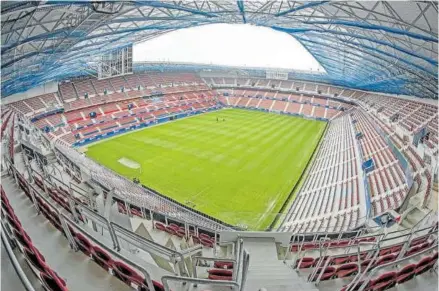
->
{"left": 86, "top": 109, "right": 326, "bottom": 230}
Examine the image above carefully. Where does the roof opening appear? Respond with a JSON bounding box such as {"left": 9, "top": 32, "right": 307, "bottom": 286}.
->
{"left": 134, "top": 23, "right": 325, "bottom": 72}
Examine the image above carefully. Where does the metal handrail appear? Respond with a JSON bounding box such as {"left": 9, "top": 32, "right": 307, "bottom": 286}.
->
{"left": 76, "top": 204, "right": 119, "bottom": 249}
{"left": 1, "top": 223, "right": 36, "bottom": 291}
{"left": 307, "top": 237, "right": 332, "bottom": 282}
{"left": 286, "top": 234, "right": 305, "bottom": 267}
{"left": 10, "top": 156, "right": 197, "bottom": 277}
{"left": 412, "top": 209, "right": 433, "bottom": 231}
{"left": 357, "top": 244, "right": 438, "bottom": 291}
{"left": 289, "top": 222, "right": 382, "bottom": 241}
{"left": 235, "top": 238, "right": 244, "bottom": 283}
{"left": 111, "top": 222, "right": 187, "bottom": 258}
{"left": 55, "top": 143, "right": 232, "bottom": 232}
{"left": 240, "top": 250, "right": 250, "bottom": 291}
{"left": 60, "top": 213, "right": 156, "bottom": 291}
{"left": 344, "top": 241, "right": 380, "bottom": 291}
{"left": 110, "top": 222, "right": 196, "bottom": 276}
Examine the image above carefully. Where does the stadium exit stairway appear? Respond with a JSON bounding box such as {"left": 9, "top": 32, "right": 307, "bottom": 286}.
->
{"left": 242, "top": 238, "right": 318, "bottom": 291}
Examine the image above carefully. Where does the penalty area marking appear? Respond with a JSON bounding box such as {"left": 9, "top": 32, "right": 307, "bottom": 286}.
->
{"left": 118, "top": 157, "right": 140, "bottom": 169}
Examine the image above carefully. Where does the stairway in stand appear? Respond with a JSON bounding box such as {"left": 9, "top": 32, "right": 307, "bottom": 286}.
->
{"left": 242, "top": 238, "right": 318, "bottom": 291}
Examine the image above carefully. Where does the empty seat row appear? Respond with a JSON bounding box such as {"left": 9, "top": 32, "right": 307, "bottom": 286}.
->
{"left": 1, "top": 186, "right": 68, "bottom": 291}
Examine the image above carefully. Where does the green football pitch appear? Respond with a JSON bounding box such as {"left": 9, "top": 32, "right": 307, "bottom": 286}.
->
{"left": 85, "top": 108, "right": 326, "bottom": 230}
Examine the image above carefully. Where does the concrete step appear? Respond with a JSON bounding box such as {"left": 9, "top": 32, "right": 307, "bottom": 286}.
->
{"left": 242, "top": 238, "right": 318, "bottom": 291}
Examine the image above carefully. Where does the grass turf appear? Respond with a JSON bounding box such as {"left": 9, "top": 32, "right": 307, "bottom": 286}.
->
{"left": 85, "top": 109, "right": 326, "bottom": 230}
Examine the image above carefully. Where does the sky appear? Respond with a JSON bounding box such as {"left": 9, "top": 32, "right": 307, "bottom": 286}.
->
{"left": 134, "top": 23, "right": 324, "bottom": 72}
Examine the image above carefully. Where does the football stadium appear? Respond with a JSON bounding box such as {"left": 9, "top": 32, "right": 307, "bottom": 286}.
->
{"left": 1, "top": 1, "right": 438, "bottom": 291}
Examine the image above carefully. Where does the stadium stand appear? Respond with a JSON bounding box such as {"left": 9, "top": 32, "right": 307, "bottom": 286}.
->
{"left": 2, "top": 73, "right": 438, "bottom": 291}
{"left": 8, "top": 100, "right": 33, "bottom": 115}
{"left": 92, "top": 78, "right": 115, "bottom": 94}
{"left": 1, "top": 2, "right": 437, "bottom": 290}
{"left": 74, "top": 79, "right": 97, "bottom": 97}
{"left": 59, "top": 82, "right": 78, "bottom": 101}
{"left": 110, "top": 76, "right": 130, "bottom": 91}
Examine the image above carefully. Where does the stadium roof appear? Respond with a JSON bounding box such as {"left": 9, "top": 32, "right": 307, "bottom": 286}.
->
{"left": 1, "top": 1, "right": 438, "bottom": 99}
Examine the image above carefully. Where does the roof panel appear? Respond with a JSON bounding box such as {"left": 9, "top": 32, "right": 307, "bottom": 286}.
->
{"left": 1, "top": 0, "right": 437, "bottom": 99}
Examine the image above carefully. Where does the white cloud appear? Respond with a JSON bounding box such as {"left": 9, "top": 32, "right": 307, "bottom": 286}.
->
{"left": 134, "top": 23, "right": 324, "bottom": 72}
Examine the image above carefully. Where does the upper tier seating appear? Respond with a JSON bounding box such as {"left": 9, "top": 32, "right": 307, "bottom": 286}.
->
{"left": 31, "top": 90, "right": 217, "bottom": 146}
{"left": 7, "top": 93, "right": 61, "bottom": 116}
{"left": 74, "top": 79, "right": 96, "bottom": 97}
{"left": 59, "top": 82, "right": 78, "bottom": 101}
{"left": 124, "top": 74, "right": 143, "bottom": 90}
{"left": 353, "top": 93, "right": 438, "bottom": 155}
{"left": 23, "top": 96, "right": 46, "bottom": 112}
{"left": 110, "top": 76, "right": 130, "bottom": 91}
{"left": 9, "top": 100, "right": 33, "bottom": 115}
{"left": 352, "top": 109, "right": 408, "bottom": 216}
{"left": 91, "top": 78, "right": 114, "bottom": 94}
{"left": 39, "top": 93, "right": 60, "bottom": 107}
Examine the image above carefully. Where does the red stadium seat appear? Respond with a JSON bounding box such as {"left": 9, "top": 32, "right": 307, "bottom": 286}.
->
{"left": 117, "top": 203, "right": 127, "bottom": 214}
{"left": 396, "top": 264, "right": 416, "bottom": 284}
{"left": 360, "top": 259, "right": 375, "bottom": 271}
{"left": 313, "top": 256, "right": 330, "bottom": 267}
{"left": 208, "top": 269, "right": 233, "bottom": 276}
{"left": 168, "top": 223, "right": 179, "bottom": 230}
{"left": 154, "top": 222, "right": 167, "bottom": 232}
{"left": 40, "top": 270, "right": 68, "bottom": 291}
{"left": 404, "top": 245, "right": 421, "bottom": 257}
{"left": 369, "top": 272, "right": 396, "bottom": 291}
{"left": 214, "top": 261, "right": 234, "bottom": 269}
{"left": 6, "top": 213, "right": 22, "bottom": 232}
{"left": 48, "top": 212, "right": 63, "bottom": 232}
{"left": 415, "top": 256, "right": 433, "bottom": 275}
{"left": 199, "top": 233, "right": 213, "bottom": 241}
{"left": 139, "top": 280, "right": 165, "bottom": 291}
{"left": 379, "top": 247, "right": 393, "bottom": 256}
{"left": 336, "top": 263, "right": 359, "bottom": 278}
{"left": 332, "top": 256, "right": 350, "bottom": 265}
{"left": 200, "top": 237, "right": 214, "bottom": 248}
{"left": 410, "top": 237, "right": 427, "bottom": 247}
{"left": 23, "top": 246, "right": 48, "bottom": 273}
{"left": 176, "top": 227, "right": 186, "bottom": 238}
{"left": 13, "top": 229, "right": 32, "bottom": 251}
{"left": 349, "top": 252, "right": 368, "bottom": 262}
{"left": 341, "top": 281, "right": 368, "bottom": 291}
{"left": 308, "top": 266, "right": 336, "bottom": 281}
{"left": 302, "top": 242, "right": 317, "bottom": 250}
{"left": 165, "top": 226, "right": 177, "bottom": 235}
{"left": 113, "top": 261, "right": 145, "bottom": 288}
{"left": 429, "top": 252, "right": 438, "bottom": 266}
{"left": 375, "top": 254, "right": 397, "bottom": 266}
{"left": 208, "top": 274, "right": 233, "bottom": 281}
{"left": 91, "top": 246, "right": 114, "bottom": 271}
{"left": 130, "top": 206, "right": 143, "bottom": 217}
{"left": 74, "top": 233, "right": 92, "bottom": 256}
{"left": 296, "top": 257, "right": 314, "bottom": 269}
{"left": 390, "top": 244, "right": 403, "bottom": 254}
